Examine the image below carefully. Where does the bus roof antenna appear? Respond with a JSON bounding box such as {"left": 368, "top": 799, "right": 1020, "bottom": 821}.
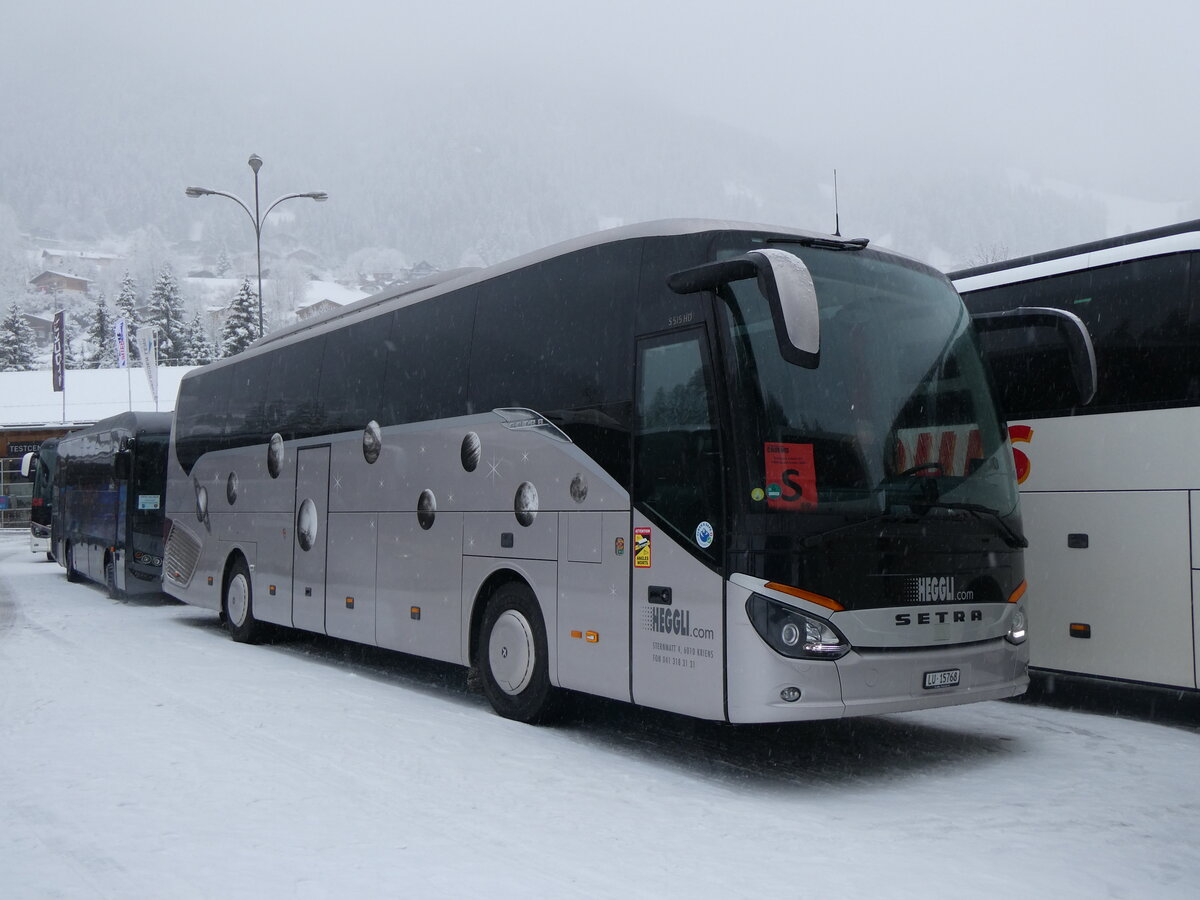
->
{"left": 833, "top": 169, "right": 841, "bottom": 237}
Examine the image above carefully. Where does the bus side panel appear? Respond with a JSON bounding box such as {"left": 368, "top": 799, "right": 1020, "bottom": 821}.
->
{"left": 629, "top": 512, "right": 725, "bottom": 721}
{"left": 556, "top": 510, "right": 631, "bottom": 701}
{"left": 1021, "top": 490, "right": 1197, "bottom": 688}
{"left": 326, "top": 512, "right": 378, "bottom": 645}
{"left": 246, "top": 511, "right": 294, "bottom": 627}
{"left": 376, "top": 511, "right": 463, "bottom": 665}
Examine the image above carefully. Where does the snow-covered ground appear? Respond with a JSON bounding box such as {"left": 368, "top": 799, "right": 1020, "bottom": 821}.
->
{"left": 0, "top": 366, "right": 196, "bottom": 424}
{"left": 1, "top": 529, "right": 1197, "bottom": 899}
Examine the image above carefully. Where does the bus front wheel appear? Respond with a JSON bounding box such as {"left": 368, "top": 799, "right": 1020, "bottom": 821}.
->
{"left": 478, "top": 582, "right": 560, "bottom": 724}
{"left": 223, "top": 557, "right": 263, "bottom": 644}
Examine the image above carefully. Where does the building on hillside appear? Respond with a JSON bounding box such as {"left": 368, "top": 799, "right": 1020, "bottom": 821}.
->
{"left": 296, "top": 298, "right": 343, "bottom": 321}
{"left": 288, "top": 248, "right": 324, "bottom": 267}
{"left": 40, "top": 249, "right": 122, "bottom": 271}
{"left": 29, "top": 271, "right": 91, "bottom": 295}
{"left": 294, "top": 281, "right": 371, "bottom": 323}
{"left": 23, "top": 314, "right": 54, "bottom": 346}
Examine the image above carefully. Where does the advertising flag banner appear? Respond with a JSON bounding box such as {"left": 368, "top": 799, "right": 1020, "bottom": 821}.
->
{"left": 114, "top": 318, "right": 128, "bottom": 369}
{"left": 137, "top": 325, "right": 159, "bottom": 404}
{"left": 52, "top": 311, "right": 65, "bottom": 392}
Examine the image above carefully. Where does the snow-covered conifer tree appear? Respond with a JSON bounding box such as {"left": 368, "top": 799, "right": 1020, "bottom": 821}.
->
{"left": 216, "top": 248, "right": 232, "bottom": 277}
{"left": 87, "top": 293, "right": 118, "bottom": 368}
{"left": 221, "top": 277, "right": 260, "bottom": 357}
{"left": 181, "top": 312, "right": 214, "bottom": 366}
{"left": 0, "top": 302, "right": 38, "bottom": 371}
{"left": 115, "top": 271, "right": 139, "bottom": 328}
{"left": 146, "top": 265, "right": 185, "bottom": 364}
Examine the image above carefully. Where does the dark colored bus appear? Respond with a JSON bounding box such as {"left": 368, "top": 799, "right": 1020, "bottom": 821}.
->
{"left": 53, "top": 411, "right": 173, "bottom": 598}
{"left": 20, "top": 437, "right": 60, "bottom": 560}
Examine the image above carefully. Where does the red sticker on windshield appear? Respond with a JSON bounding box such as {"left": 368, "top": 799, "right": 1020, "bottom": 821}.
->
{"left": 764, "top": 443, "right": 817, "bottom": 511}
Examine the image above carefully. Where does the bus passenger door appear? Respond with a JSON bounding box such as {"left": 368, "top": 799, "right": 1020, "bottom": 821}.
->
{"left": 629, "top": 329, "right": 727, "bottom": 720}
{"left": 292, "top": 445, "right": 330, "bottom": 632}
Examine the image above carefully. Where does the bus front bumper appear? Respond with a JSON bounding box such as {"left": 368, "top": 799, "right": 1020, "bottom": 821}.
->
{"left": 727, "top": 601, "right": 1029, "bottom": 724}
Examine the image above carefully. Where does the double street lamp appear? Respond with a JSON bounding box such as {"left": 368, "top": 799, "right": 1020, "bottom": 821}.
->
{"left": 186, "top": 154, "right": 327, "bottom": 337}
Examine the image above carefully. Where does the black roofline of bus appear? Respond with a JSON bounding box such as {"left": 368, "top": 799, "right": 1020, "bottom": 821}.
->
{"left": 948, "top": 218, "right": 1200, "bottom": 280}
{"left": 239, "top": 219, "right": 904, "bottom": 362}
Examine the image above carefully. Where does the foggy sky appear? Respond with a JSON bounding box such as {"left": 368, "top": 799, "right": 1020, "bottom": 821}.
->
{"left": 4, "top": 0, "right": 1198, "bottom": 261}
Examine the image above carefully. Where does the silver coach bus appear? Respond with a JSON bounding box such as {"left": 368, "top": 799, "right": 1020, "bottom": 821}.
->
{"left": 164, "top": 220, "right": 1031, "bottom": 723}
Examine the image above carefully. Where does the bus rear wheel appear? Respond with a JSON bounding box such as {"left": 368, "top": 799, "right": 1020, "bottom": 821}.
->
{"left": 478, "top": 582, "right": 560, "bottom": 724}
{"left": 104, "top": 558, "right": 121, "bottom": 600}
{"left": 223, "top": 557, "right": 263, "bottom": 644}
{"left": 64, "top": 543, "right": 80, "bottom": 583}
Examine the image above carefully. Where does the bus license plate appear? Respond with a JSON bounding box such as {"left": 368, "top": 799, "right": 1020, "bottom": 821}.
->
{"left": 923, "top": 668, "right": 960, "bottom": 689}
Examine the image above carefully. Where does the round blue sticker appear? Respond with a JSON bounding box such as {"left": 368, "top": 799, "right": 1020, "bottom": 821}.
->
{"left": 695, "top": 521, "right": 715, "bottom": 549}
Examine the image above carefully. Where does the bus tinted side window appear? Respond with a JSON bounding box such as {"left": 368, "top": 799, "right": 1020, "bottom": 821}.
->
{"left": 469, "top": 243, "right": 638, "bottom": 485}
{"left": 384, "top": 289, "right": 476, "bottom": 425}
{"left": 970, "top": 252, "right": 1197, "bottom": 416}
{"left": 317, "top": 317, "right": 391, "bottom": 433}
{"left": 634, "top": 332, "right": 722, "bottom": 560}
{"left": 225, "top": 354, "right": 273, "bottom": 451}
{"left": 175, "top": 368, "right": 232, "bottom": 473}
{"left": 266, "top": 336, "right": 327, "bottom": 440}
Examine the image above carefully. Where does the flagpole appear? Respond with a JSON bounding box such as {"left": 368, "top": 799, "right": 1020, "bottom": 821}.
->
{"left": 60, "top": 309, "right": 65, "bottom": 424}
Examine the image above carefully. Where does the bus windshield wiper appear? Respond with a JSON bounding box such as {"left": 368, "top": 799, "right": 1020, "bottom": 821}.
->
{"left": 800, "top": 510, "right": 912, "bottom": 548}
{"left": 773, "top": 236, "right": 870, "bottom": 252}
{"left": 913, "top": 501, "right": 1028, "bottom": 549}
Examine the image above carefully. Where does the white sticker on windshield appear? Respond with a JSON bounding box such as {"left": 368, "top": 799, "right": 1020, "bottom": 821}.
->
{"left": 138, "top": 495, "right": 161, "bottom": 510}
{"left": 695, "top": 521, "right": 714, "bottom": 549}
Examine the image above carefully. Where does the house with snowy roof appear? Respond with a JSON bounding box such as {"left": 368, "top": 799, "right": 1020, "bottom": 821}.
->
{"left": 29, "top": 270, "right": 91, "bottom": 295}
{"left": 40, "top": 248, "right": 122, "bottom": 271}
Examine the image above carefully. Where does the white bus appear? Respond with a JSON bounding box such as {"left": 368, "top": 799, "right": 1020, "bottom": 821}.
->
{"left": 952, "top": 219, "right": 1200, "bottom": 692}
{"left": 164, "top": 219, "right": 1032, "bottom": 723}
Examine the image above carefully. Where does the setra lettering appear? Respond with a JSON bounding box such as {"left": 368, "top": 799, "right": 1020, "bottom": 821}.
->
{"left": 895, "top": 609, "right": 985, "bottom": 626}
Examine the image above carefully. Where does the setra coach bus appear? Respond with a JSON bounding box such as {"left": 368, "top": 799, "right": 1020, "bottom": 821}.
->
{"left": 54, "top": 411, "right": 173, "bottom": 598}
{"left": 164, "top": 219, "right": 1043, "bottom": 724}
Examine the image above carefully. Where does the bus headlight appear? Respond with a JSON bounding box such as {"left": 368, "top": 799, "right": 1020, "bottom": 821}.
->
{"left": 746, "top": 593, "right": 849, "bottom": 660}
{"left": 1006, "top": 605, "right": 1028, "bottom": 645}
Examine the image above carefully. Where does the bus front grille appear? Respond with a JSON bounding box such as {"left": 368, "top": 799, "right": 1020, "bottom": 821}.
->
{"left": 164, "top": 522, "right": 202, "bottom": 587}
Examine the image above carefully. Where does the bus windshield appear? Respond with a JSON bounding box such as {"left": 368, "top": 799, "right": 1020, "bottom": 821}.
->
{"left": 719, "top": 244, "right": 1019, "bottom": 539}
{"left": 32, "top": 449, "right": 57, "bottom": 507}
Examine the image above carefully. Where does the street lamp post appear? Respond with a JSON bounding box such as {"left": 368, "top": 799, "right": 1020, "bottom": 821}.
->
{"left": 186, "top": 154, "right": 327, "bottom": 337}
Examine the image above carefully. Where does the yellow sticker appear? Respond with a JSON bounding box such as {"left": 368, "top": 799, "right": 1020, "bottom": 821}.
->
{"left": 634, "top": 527, "right": 651, "bottom": 568}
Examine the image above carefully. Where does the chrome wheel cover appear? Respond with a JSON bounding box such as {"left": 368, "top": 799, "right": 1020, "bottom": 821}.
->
{"left": 226, "top": 573, "right": 250, "bottom": 628}
{"left": 488, "top": 609, "right": 535, "bottom": 695}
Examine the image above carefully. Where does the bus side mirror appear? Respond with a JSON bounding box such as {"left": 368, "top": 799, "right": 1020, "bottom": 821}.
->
{"left": 115, "top": 449, "right": 132, "bottom": 480}
{"left": 20, "top": 451, "right": 35, "bottom": 479}
{"left": 971, "top": 306, "right": 1097, "bottom": 408}
{"left": 668, "top": 249, "right": 820, "bottom": 368}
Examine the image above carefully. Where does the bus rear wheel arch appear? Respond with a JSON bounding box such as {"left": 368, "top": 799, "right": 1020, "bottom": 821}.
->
{"left": 476, "top": 581, "right": 560, "bottom": 724}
